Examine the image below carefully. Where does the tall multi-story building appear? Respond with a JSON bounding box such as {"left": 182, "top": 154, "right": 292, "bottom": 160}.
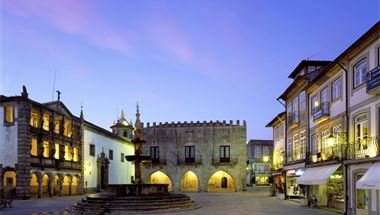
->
{"left": 246, "top": 139, "right": 273, "bottom": 186}
{"left": 266, "top": 112, "right": 285, "bottom": 198}
{"left": 0, "top": 87, "right": 135, "bottom": 198}
{"left": 141, "top": 120, "right": 247, "bottom": 192}
{"left": 274, "top": 21, "right": 379, "bottom": 215}
{"left": 278, "top": 60, "right": 331, "bottom": 199}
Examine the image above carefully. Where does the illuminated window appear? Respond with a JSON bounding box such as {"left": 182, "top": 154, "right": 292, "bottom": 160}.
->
{"left": 287, "top": 138, "right": 292, "bottom": 162}
{"left": 64, "top": 145, "right": 73, "bottom": 161}
{"left": 63, "top": 119, "right": 72, "bottom": 137}
{"left": 354, "top": 113, "right": 368, "bottom": 144}
{"left": 30, "top": 108, "right": 40, "bottom": 128}
{"left": 54, "top": 143, "right": 59, "bottom": 159}
{"left": 31, "top": 138, "right": 38, "bottom": 156}
{"left": 42, "top": 113, "right": 50, "bottom": 131}
{"left": 54, "top": 117, "right": 61, "bottom": 134}
{"left": 73, "top": 147, "right": 79, "bottom": 162}
{"left": 89, "top": 144, "right": 95, "bottom": 156}
{"left": 293, "top": 134, "right": 299, "bottom": 160}
{"left": 353, "top": 58, "right": 367, "bottom": 88}
{"left": 4, "top": 105, "right": 14, "bottom": 124}
{"left": 43, "top": 140, "right": 49, "bottom": 158}
{"left": 321, "top": 129, "right": 330, "bottom": 153}
{"left": 311, "top": 134, "right": 318, "bottom": 154}
{"left": 300, "top": 130, "right": 306, "bottom": 159}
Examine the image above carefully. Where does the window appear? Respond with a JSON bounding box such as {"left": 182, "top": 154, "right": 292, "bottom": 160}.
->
{"left": 287, "top": 103, "right": 292, "bottom": 117}
{"left": 109, "top": 150, "right": 113, "bottom": 160}
{"left": 63, "top": 119, "right": 72, "bottom": 137}
{"left": 321, "top": 129, "right": 330, "bottom": 152}
{"left": 73, "top": 147, "right": 79, "bottom": 162}
{"left": 43, "top": 140, "right": 49, "bottom": 158}
{"left": 4, "top": 105, "right": 14, "bottom": 124}
{"left": 293, "top": 134, "right": 299, "bottom": 160}
{"left": 64, "top": 145, "right": 72, "bottom": 161}
{"left": 287, "top": 138, "right": 292, "bottom": 162}
{"left": 185, "top": 146, "right": 195, "bottom": 163}
{"left": 292, "top": 96, "right": 299, "bottom": 122}
{"left": 54, "top": 117, "right": 61, "bottom": 134}
{"left": 311, "top": 134, "right": 318, "bottom": 154}
{"left": 353, "top": 58, "right": 367, "bottom": 88}
{"left": 354, "top": 113, "right": 368, "bottom": 145}
{"left": 220, "top": 145, "right": 230, "bottom": 162}
{"left": 121, "top": 153, "right": 125, "bottom": 162}
{"left": 42, "top": 113, "right": 50, "bottom": 131}
{"left": 31, "top": 138, "right": 38, "bottom": 156}
{"left": 377, "top": 46, "right": 380, "bottom": 66}
{"left": 300, "top": 130, "right": 306, "bottom": 159}
{"left": 333, "top": 124, "right": 343, "bottom": 144}
{"left": 332, "top": 77, "right": 342, "bottom": 101}
{"left": 300, "top": 91, "right": 306, "bottom": 110}
{"left": 123, "top": 131, "right": 128, "bottom": 138}
{"left": 89, "top": 144, "right": 95, "bottom": 156}
{"left": 321, "top": 87, "right": 329, "bottom": 104}
{"left": 150, "top": 146, "right": 160, "bottom": 163}
{"left": 263, "top": 146, "right": 269, "bottom": 156}
{"left": 311, "top": 95, "right": 320, "bottom": 113}
{"left": 254, "top": 146, "right": 262, "bottom": 158}
{"left": 30, "top": 108, "right": 40, "bottom": 128}
{"left": 54, "top": 143, "right": 59, "bottom": 159}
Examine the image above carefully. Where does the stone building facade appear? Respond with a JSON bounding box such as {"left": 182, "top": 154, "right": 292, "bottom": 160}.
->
{"left": 0, "top": 87, "right": 135, "bottom": 199}
{"left": 141, "top": 120, "right": 247, "bottom": 192}
{"left": 246, "top": 139, "right": 273, "bottom": 186}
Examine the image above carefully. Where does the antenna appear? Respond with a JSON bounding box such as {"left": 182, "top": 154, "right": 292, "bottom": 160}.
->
{"left": 51, "top": 70, "right": 56, "bottom": 101}
{"left": 305, "top": 53, "right": 320, "bottom": 60}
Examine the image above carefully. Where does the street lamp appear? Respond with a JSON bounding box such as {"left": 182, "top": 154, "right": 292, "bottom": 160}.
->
{"left": 263, "top": 156, "right": 269, "bottom": 163}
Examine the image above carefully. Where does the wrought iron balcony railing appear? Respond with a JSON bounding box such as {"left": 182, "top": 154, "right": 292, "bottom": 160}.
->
{"left": 367, "top": 66, "right": 380, "bottom": 95}
{"left": 312, "top": 102, "right": 330, "bottom": 123}
{"left": 287, "top": 111, "right": 299, "bottom": 129}
{"left": 347, "top": 137, "right": 379, "bottom": 160}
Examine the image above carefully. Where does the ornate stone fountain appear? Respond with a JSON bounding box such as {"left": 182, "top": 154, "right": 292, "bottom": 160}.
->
{"left": 72, "top": 105, "right": 199, "bottom": 214}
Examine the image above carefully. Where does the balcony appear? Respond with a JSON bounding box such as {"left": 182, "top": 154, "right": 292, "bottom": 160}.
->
{"left": 347, "top": 137, "right": 379, "bottom": 160}
{"left": 144, "top": 158, "right": 167, "bottom": 167}
{"left": 313, "top": 102, "right": 330, "bottom": 123}
{"left": 212, "top": 157, "right": 238, "bottom": 167}
{"left": 177, "top": 157, "right": 202, "bottom": 165}
{"left": 287, "top": 112, "right": 299, "bottom": 129}
{"left": 367, "top": 66, "right": 380, "bottom": 95}
{"left": 309, "top": 144, "right": 349, "bottom": 163}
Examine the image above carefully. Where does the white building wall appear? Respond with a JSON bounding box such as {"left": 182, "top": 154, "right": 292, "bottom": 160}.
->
{"left": 83, "top": 128, "right": 135, "bottom": 189}
{"left": 0, "top": 105, "right": 18, "bottom": 167}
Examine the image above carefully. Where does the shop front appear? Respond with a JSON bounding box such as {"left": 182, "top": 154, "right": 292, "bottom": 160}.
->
{"left": 297, "top": 163, "right": 344, "bottom": 211}
{"left": 284, "top": 162, "right": 305, "bottom": 199}
{"left": 273, "top": 171, "right": 285, "bottom": 199}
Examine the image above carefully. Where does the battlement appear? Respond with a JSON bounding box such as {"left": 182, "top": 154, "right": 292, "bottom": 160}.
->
{"left": 142, "top": 120, "right": 246, "bottom": 128}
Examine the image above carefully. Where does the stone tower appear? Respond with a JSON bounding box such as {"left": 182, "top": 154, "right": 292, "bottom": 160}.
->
{"left": 111, "top": 110, "right": 134, "bottom": 139}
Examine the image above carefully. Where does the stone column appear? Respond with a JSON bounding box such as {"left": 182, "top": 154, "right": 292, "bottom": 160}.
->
{"left": 48, "top": 178, "right": 53, "bottom": 197}
{"left": 68, "top": 177, "right": 72, "bottom": 196}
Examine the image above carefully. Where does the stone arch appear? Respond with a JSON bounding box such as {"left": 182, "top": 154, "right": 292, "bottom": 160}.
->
{"left": 207, "top": 170, "right": 235, "bottom": 192}
{"left": 41, "top": 173, "right": 50, "bottom": 197}
{"left": 30, "top": 172, "right": 41, "bottom": 198}
{"left": 2, "top": 167, "right": 17, "bottom": 188}
{"left": 62, "top": 174, "right": 72, "bottom": 196}
{"left": 71, "top": 175, "right": 80, "bottom": 195}
{"left": 181, "top": 171, "right": 199, "bottom": 192}
{"left": 150, "top": 171, "right": 173, "bottom": 192}
{"left": 53, "top": 173, "right": 64, "bottom": 196}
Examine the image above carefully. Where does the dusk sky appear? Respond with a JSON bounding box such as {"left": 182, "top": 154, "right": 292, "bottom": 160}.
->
{"left": 1, "top": 0, "right": 379, "bottom": 140}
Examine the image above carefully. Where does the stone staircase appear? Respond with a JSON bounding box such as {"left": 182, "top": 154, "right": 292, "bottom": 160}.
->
{"left": 72, "top": 193, "right": 200, "bottom": 214}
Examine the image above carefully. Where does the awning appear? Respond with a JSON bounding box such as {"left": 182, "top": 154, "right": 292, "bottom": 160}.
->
{"left": 356, "top": 162, "right": 380, "bottom": 190}
{"left": 297, "top": 164, "right": 341, "bottom": 185}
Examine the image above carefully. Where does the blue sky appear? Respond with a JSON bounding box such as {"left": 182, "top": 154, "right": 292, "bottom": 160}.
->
{"left": 1, "top": 0, "right": 379, "bottom": 140}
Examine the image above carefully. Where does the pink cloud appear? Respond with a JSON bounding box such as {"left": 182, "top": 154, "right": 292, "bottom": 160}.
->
{"left": 1, "top": 0, "right": 133, "bottom": 55}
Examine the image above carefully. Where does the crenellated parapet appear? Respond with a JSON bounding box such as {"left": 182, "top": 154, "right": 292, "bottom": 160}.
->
{"left": 143, "top": 120, "right": 247, "bottom": 128}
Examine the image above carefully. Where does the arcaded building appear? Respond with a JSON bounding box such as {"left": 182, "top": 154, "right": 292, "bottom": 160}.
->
{"left": 141, "top": 120, "right": 247, "bottom": 192}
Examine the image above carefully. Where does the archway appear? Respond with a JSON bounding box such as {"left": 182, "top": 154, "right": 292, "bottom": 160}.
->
{"left": 72, "top": 175, "right": 79, "bottom": 195}
{"left": 53, "top": 175, "right": 62, "bottom": 196}
{"left": 62, "top": 175, "right": 71, "bottom": 195}
{"left": 30, "top": 173, "right": 39, "bottom": 198}
{"left": 207, "top": 171, "right": 235, "bottom": 192}
{"left": 41, "top": 174, "right": 50, "bottom": 197}
{"left": 150, "top": 171, "right": 172, "bottom": 192}
{"left": 181, "top": 171, "right": 199, "bottom": 192}
{"left": 3, "top": 170, "right": 16, "bottom": 188}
